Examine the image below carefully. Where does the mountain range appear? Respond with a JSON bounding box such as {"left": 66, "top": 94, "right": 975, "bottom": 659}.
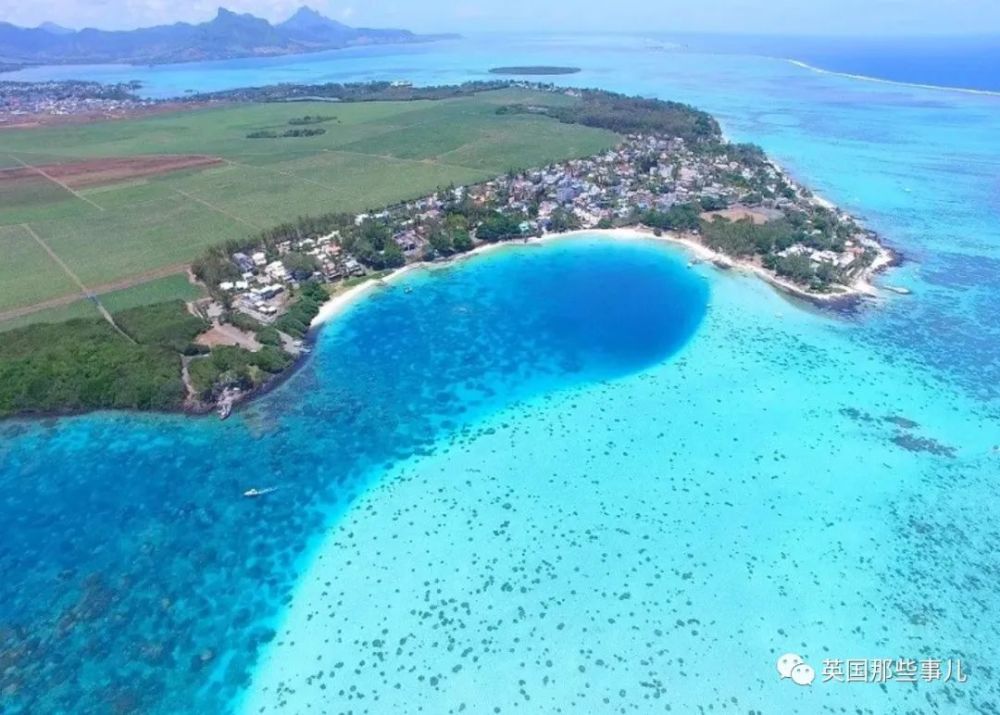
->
{"left": 0, "top": 7, "right": 455, "bottom": 66}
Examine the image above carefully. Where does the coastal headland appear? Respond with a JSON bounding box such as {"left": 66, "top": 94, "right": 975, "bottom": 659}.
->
{"left": 0, "top": 81, "right": 897, "bottom": 419}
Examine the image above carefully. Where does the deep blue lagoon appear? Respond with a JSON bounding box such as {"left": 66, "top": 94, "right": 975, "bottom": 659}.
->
{"left": 0, "top": 238, "right": 707, "bottom": 714}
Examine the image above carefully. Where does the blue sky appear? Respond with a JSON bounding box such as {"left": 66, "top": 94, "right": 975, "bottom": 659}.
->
{"left": 2, "top": 0, "right": 999, "bottom": 35}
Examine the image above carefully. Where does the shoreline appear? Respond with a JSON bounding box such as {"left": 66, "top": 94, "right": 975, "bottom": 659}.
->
{"left": 313, "top": 226, "right": 897, "bottom": 329}
{"left": 0, "top": 227, "right": 897, "bottom": 424}
{"left": 222, "top": 225, "right": 900, "bottom": 417}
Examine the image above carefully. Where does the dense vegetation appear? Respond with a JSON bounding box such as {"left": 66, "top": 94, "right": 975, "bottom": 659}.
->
{"left": 273, "top": 282, "right": 329, "bottom": 338}
{"left": 425, "top": 216, "right": 474, "bottom": 257}
{"left": 642, "top": 203, "right": 703, "bottom": 232}
{"left": 342, "top": 220, "right": 408, "bottom": 269}
{"left": 0, "top": 301, "right": 206, "bottom": 417}
{"left": 700, "top": 216, "right": 846, "bottom": 290}
{"left": 281, "top": 251, "right": 322, "bottom": 280}
{"left": 187, "top": 345, "right": 293, "bottom": 401}
{"left": 498, "top": 88, "right": 721, "bottom": 145}
{"left": 246, "top": 127, "right": 327, "bottom": 139}
{"left": 115, "top": 300, "right": 210, "bottom": 352}
{"left": 700, "top": 216, "right": 799, "bottom": 258}
{"left": 287, "top": 114, "right": 338, "bottom": 125}
{"left": 475, "top": 211, "right": 526, "bottom": 242}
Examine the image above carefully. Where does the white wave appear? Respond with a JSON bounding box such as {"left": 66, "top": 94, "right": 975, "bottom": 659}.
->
{"left": 786, "top": 58, "right": 1000, "bottom": 98}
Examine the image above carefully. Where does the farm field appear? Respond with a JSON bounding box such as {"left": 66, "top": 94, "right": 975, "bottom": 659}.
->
{"left": 0, "top": 224, "right": 81, "bottom": 308}
{"left": 0, "top": 88, "right": 619, "bottom": 322}
{"left": 0, "top": 273, "right": 206, "bottom": 333}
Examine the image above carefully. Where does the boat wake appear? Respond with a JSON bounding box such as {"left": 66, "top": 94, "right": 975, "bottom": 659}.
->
{"left": 244, "top": 486, "right": 282, "bottom": 498}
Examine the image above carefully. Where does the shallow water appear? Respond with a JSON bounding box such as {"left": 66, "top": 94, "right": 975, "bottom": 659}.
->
{"left": 0, "top": 238, "right": 707, "bottom": 713}
{"left": 244, "top": 265, "right": 998, "bottom": 714}
{"left": 2, "top": 33, "right": 1000, "bottom": 715}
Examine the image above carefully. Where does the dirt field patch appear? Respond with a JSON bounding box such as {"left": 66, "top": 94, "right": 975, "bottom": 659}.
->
{"left": 195, "top": 323, "right": 262, "bottom": 351}
{"left": 0, "top": 155, "right": 224, "bottom": 189}
{"left": 701, "top": 206, "right": 784, "bottom": 225}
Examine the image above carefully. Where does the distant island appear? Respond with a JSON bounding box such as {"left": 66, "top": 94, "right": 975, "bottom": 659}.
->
{"left": 0, "top": 6, "right": 457, "bottom": 66}
{"left": 489, "top": 66, "right": 582, "bottom": 76}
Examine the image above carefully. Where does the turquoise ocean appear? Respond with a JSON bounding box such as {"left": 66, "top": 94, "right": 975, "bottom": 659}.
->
{"left": 2, "top": 34, "right": 999, "bottom": 714}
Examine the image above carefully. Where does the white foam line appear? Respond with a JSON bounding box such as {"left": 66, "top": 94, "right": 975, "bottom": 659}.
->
{"left": 786, "top": 58, "right": 1000, "bottom": 98}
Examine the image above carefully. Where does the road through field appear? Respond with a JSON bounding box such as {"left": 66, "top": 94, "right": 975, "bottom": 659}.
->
{"left": 17, "top": 223, "right": 138, "bottom": 340}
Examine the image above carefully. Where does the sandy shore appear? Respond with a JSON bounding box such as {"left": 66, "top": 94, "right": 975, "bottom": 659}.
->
{"left": 312, "top": 227, "right": 894, "bottom": 330}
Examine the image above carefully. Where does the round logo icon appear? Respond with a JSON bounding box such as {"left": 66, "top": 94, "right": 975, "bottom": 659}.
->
{"left": 777, "top": 653, "right": 804, "bottom": 679}
{"left": 790, "top": 662, "right": 816, "bottom": 686}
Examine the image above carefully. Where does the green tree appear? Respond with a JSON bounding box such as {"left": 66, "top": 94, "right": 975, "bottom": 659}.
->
{"left": 547, "top": 208, "right": 580, "bottom": 233}
{"left": 476, "top": 212, "right": 523, "bottom": 242}
{"left": 427, "top": 229, "right": 454, "bottom": 257}
{"left": 451, "top": 230, "right": 473, "bottom": 253}
{"left": 281, "top": 252, "right": 320, "bottom": 280}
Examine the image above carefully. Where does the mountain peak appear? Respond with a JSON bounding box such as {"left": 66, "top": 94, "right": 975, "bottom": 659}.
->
{"left": 278, "top": 5, "right": 351, "bottom": 38}
{"left": 209, "top": 7, "right": 272, "bottom": 29}
{"left": 290, "top": 6, "right": 324, "bottom": 20}
{"left": 38, "top": 21, "right": 74, "bottom": 35}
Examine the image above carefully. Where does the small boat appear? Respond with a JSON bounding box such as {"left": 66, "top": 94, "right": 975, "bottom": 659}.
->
{"left": 218, "top": 401, "right": 233, "bottom": 420}
{"left": 244, "top": 487, "right": 280, "bottom": 498}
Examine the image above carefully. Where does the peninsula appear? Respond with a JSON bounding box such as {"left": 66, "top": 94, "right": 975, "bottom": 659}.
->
{"left": 0, "top": 83, "right": 895, "bottom": 419}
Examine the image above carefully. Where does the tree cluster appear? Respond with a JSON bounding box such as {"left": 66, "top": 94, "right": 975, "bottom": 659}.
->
{"left": 0, "top": 301, "right": 207, "bottom": 417}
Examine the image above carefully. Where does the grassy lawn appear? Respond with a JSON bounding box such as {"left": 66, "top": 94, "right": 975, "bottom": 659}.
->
{"left": 0, "top": 90, "right": 618, "bottom": 312}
